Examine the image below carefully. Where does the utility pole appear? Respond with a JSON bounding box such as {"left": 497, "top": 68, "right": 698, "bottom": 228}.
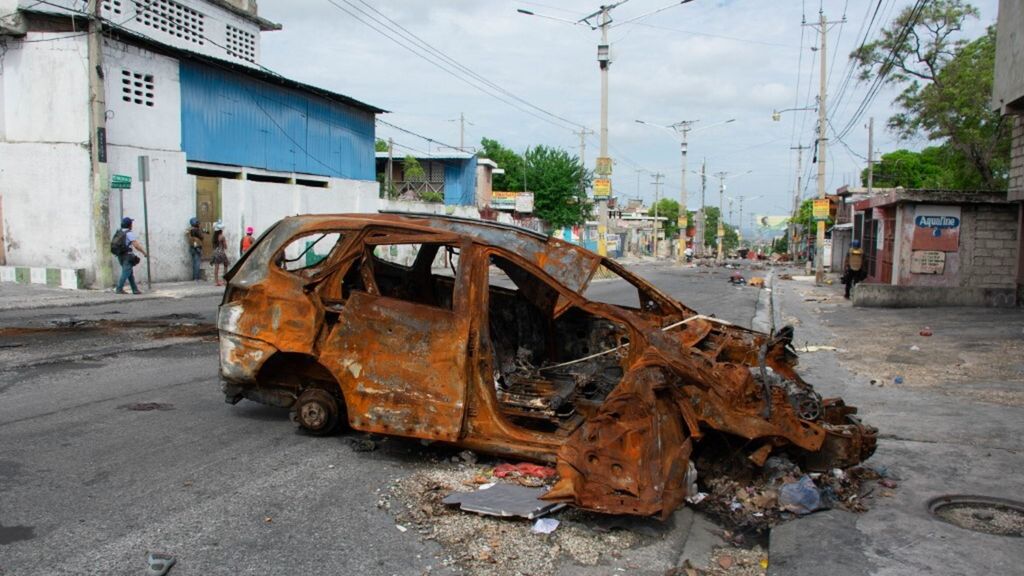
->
{"left": 576, "top": 127, "right": 595, "bottom": 196}
{"left": 789, "top": 145, "right": 809, "bottom": 260}
{"left": 698, "top": 159, "right": 707, "bottom": 257}
{"left": 805, "top": 10, "right": 844, "bottom": 284}
{"left": 385, "top": 137, "right": 394, "bottom": 199}
{"left": 715, "top": 172, "right": 727, "bottom": 263}
{"left": 651, "top": 172, "right": 664, "bottom": 258}
{"left": 87, "top": 0, "right": 111, "bottom": 287}
{"left": 594, "top": 5, "right": 620, "bottom": 258}
{"left": 866, "top": 117, "right": 874, "bottom": 193}
{"left": 669, "top": 120, "right": 697, "bottom": 262}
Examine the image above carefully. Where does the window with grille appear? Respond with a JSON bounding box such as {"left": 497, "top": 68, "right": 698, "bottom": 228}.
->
{"left": 102, "top": 0, "right": 123, "bottom": 16}
{"left": 226, "top": 24, "right": 256, "bottom": 62}
{"left": 121, "top": 69, "right": 156, "bottom": 107}
{"left": 133, "top": 0, "right": 206, "bottom": 46}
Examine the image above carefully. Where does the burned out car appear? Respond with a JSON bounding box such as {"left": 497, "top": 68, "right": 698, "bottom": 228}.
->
{"left": 218, "top": 213, "right": 876, "bottom": 518}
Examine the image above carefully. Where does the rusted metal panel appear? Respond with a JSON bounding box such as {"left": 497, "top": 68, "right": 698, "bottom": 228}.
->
{"left": 218, "top": 213, "right": 877, "bottom": 519}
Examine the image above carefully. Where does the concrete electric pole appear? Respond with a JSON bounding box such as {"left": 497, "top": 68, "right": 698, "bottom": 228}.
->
{"left": 715, "top": 172, "right": 727, "bottom": 263}
{"left": 805, "top": 10, "right": 844, "bottom": 284}
{"left": 697, "top": 159, "right": 707, "bottom": 257}
{"left": 87, "top": 0, "right": 112, "bottom": 287}
{"left": 789, "top": 145, "right": 809, "bottom": 260}
{"left": 866, "top": 117, "right": 874, "bottom": 194}
{"left": 651, "top": 172, "right": 664, "bottom": 257}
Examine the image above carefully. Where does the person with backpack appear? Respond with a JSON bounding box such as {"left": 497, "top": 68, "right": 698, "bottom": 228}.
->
{"left": 112, "top": 216, "right": 147, "bottom": 294}
{"left": 842, "top": 239, "right": 866, "bottom": 300}
{"left": 239, "top": 226, "right": 255, "bottom": 257}
{"left": 186, "top": 217, "right": 203, "bottom": 281}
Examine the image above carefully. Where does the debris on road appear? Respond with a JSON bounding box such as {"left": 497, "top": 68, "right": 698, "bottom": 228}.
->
{"left": 778, "top": 476, "right": 821, "bottom": 515}
{"left": 531, "top": 518, "right": 560, "bottom": 534}
{"left": 442, "top": 483, "right": 565, "bottom": 519}
{"left": 145, "top": 552, "right": 176, "bottom": 576}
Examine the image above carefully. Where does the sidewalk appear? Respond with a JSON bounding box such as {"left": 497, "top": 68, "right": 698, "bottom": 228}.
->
{"left": 767, "top": 269, "right": 1024, "bottom": 575}
{"left": 0, "top": 280, "right": 224, "bottom": 311}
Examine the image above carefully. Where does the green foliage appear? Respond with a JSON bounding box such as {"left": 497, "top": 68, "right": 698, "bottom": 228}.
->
{"left": 699, "top": 207, "right": 739, "bottom": 254}
{"left": 419, "top": 190, "right": 444, "bottom": 203}
{"left": 524, "top": 145, "right": 591, "bottom": 229}
{"left": 480, "top": 137, "right": 591, "bottom": 229}
{"left": 375, "top": 138, "right": 389, "bottom": 153}
{"left": 772, "top": 235, "right": 788, "bottom": 255}
{"left": 851, "top": 2, "right": 1008, "bottom": 189}
{"left": 648, "top": 198, "right": 680, "bottom": 238}
{"left": 861, "top": 146, "right": 986, "bottom": 189}
{"left": 403, "top": 155, "right": 426, "bottom": 181}
{"left": 479, "top": 138, "right": 526, "bottom": 192}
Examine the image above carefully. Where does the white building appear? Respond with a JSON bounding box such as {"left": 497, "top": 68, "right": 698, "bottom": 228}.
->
{"left": 0, "top": 0, "right": 383, "bottom": 287}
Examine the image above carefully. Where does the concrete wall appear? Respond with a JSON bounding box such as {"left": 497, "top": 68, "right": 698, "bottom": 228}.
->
{"left": 853, "top": 284, "right": 1018, "bottom": 308}
{"left": 1009, "top": 116, "right": 1024, "bottom": 203}
{"left": 994, "top": 0, "right": 1024, "bottom": 114}
{"left": 892, "top": 203, "right": 1019, "bottom": 290}
{"left": 0, "top": 34, "right": 94, "bottom": 273}
{"left": 103, "top": 39, "right": 182, "bottom": 151}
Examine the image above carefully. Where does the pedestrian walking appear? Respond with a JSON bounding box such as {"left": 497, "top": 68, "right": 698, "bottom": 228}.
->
{"left": 211, "top": 221, "right": 230, "bottom": 286}
{"left": 240, "top": 226, "right": 255, "bottom": 257}
{"left": 113, "top": 217, "right": 147, "bottom": 294}
{"left": 842, "top": 239, "right": 866, "bottom": 299}
{"left": 186, "top": 217, "right": 204, "bottom": 281}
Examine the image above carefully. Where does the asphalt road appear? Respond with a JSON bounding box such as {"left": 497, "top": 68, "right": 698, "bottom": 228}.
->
{"left": 0, "top": 263, "right": 762, "bottom": 575}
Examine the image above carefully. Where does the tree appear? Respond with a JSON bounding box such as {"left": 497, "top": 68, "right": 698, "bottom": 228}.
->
{"left": 772, "top": 236, "right": 788, "bottom": 255}
{"left": 700, "top": 207, "right": 739, "bottom": 254}
{"left": 793, "top": 198, "right": 833, "bottom": 232}
{"left": 402, "top": 155, "right": 425, "bottom": 181}
{"left": 524, "top": 145, "right": 591, "bottom": 229}
{"left": 479, "top": 138, "right": 526, "bottom": 192}
{"left": 375, "top": 138, "right": 389, "bottom": 153}
{"left": 851, "top": 1, "right": 1008, "bottom": 189}
{"left": 648, "top": 198, "right": 680, "bottom": 238}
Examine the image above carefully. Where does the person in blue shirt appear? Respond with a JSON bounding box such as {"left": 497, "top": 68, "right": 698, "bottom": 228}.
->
{"left": 116, "top": 217, "right": 148, "bottom": 294}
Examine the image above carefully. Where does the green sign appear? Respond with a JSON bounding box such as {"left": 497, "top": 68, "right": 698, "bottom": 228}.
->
{"left": 111, "top": 174, "right": 132, "bottom": 189}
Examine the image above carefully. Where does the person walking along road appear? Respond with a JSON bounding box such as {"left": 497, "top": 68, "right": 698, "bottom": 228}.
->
{"left": 211, "top": 221, "right": 230, "bottom": 286}
{"left": 114, "top": 217, "right": 148, "bottom": 295}
{"left": 842, "top": 239, "right": 866, "bottom": 299}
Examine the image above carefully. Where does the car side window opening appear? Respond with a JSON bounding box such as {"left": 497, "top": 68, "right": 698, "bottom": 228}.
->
{"left": 485, "top": 253, "right": 627, "bottom": 433}
{"left": 277, "top": 232, "right": 345, "bottom": 278}
{"left": 348, "top": 241, "right": 460, "bottom": 311}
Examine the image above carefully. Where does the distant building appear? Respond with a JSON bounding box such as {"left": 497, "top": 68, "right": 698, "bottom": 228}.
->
{"left": 993, "top": 0, "right": 1024, "bottom": 304}
{"left": 0, "top": 0, "right": 383, "bottom": 287}
{"left": 375, "top": 152, "right": 477, "bottom": 206}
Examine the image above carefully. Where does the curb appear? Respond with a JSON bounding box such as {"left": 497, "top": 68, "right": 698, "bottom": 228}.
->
{"left": 0, "top": 266, "right": 85, "bottom": 290}
{"left": 0, "top": 287, "right": 223, "bottom": 312}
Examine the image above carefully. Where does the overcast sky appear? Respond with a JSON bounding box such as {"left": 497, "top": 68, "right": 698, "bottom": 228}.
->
{"left": 257, "top": 0, "right": 999, "bottom": 231}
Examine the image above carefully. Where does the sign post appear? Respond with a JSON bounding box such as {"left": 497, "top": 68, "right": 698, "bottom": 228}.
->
{"left": 138, "top": 156, "right": 152, "bottom": 289}
{"left": 111, "top": 174, "right": 131, "bottom": 222}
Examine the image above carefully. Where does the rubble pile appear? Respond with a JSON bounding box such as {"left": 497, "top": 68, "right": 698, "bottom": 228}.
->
{"left": 379, "top": 461, "right": 647, "bottom": 575}
{"left": 693, "top": 451, "right": 892, "bottom": 534}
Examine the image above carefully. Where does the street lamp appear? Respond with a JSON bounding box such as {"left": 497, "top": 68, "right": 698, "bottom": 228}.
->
{"left": 636, "top": 118, "right": 734, "bottom": 262}
{"left": 519, "top": 1, "right": 696, "bottom": 258}
{"left": 713, "top": 170, "right": 753, "bottom": 263}
{"left": 771, "top": 106, "right": 816, "bottom": 122}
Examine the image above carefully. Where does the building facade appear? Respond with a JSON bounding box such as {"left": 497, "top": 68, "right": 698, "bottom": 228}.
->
{"left": 993, "top": 0, "right": 1024, "bottom": 303}
{"left": 0, "top": 0, "right": 383, "bottom": 287}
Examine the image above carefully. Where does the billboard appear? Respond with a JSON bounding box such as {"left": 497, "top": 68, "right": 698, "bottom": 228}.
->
{"left": 912, "top": 205, "right": 960, "bottom": 252}
{"left": 492, "top": 191, "right": 534, "bottom": 212}
{"left": 756, "top": 215, "right": 790, "bottom": 231}
{"left": 593, "top": 178, "right": 611, "bottom": 198}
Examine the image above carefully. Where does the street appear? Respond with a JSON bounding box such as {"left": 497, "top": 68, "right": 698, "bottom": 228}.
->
{"left": 0, "top": 264, "right": 762, "bottom": 575}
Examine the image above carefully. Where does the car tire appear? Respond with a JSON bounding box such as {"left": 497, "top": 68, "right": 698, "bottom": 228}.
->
{"left": 293, "top": 388, "right": 340, "bottom": 436}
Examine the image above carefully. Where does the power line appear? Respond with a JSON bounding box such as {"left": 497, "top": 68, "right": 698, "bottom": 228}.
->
{"left": 321, "top": 0, "right": 584, "bottom": 133}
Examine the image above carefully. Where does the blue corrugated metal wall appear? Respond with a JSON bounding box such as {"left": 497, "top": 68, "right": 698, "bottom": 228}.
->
{"left": 179, "top": 61, "right": 375, "bottom": 180}
{"left": 443, "top": 158, "right": 477, "bottom": 206}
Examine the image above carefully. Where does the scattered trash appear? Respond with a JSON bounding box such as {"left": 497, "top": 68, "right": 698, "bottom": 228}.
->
{"left": 797, "top": 345, "right": 838, "bottom": 353}
{"left": 146, "top": 552, "right": 176, "bottom": 576}
{"left": 894, "top": 376, "right": 904, "bottom": 385}
{"left": 779, "top": 273, "right": 794, "bottom": 280}
{"left": 492, "top": 462, "right": 557, "bottom": 480}
{"left": 530, "top": 518, "right": 559, "bottom": 534}
{"left": 910, "top": 345, "right": 920, "bottom": 351}
{"left": 879, "top": 479, "right": 898, "bottom": 489}
{"left": 778, "top": 475, "right": 821, "bottom": 515}
{"left": 920, "top": 327, "right": 933, "bottom": 337}
{"left": 442, "top": 483, "right": 565, "bottom": 519}
{"left": 686, "top": 492, "right": 708, "bottom": 505}
{"left": 263, "top": 516, "right": 272, "bottom": 524}
{"left": 728, "top": 271, "right": 746, "bottom": 285}
{"left": 718, "top": 554, "right": 734, "bottom": 569}
{"left": 396, "top": 524, "right": 408, "bottom": 533}
{"left": 749, "top": 276, "right": 766, "bottom": 288}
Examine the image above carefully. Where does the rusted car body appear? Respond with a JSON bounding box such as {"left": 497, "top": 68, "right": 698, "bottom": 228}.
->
{"left": 218, "top": 213, "right": 876, "bottom": 518}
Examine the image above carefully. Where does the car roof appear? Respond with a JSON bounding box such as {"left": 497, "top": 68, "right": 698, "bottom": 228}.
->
{"left": 273, "top": 213, "right": 602, "bottom": 294}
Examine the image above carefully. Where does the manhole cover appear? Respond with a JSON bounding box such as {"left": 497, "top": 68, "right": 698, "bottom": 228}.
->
{"left": 928, "top": 495, "right": 1024, "bottom": 537}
